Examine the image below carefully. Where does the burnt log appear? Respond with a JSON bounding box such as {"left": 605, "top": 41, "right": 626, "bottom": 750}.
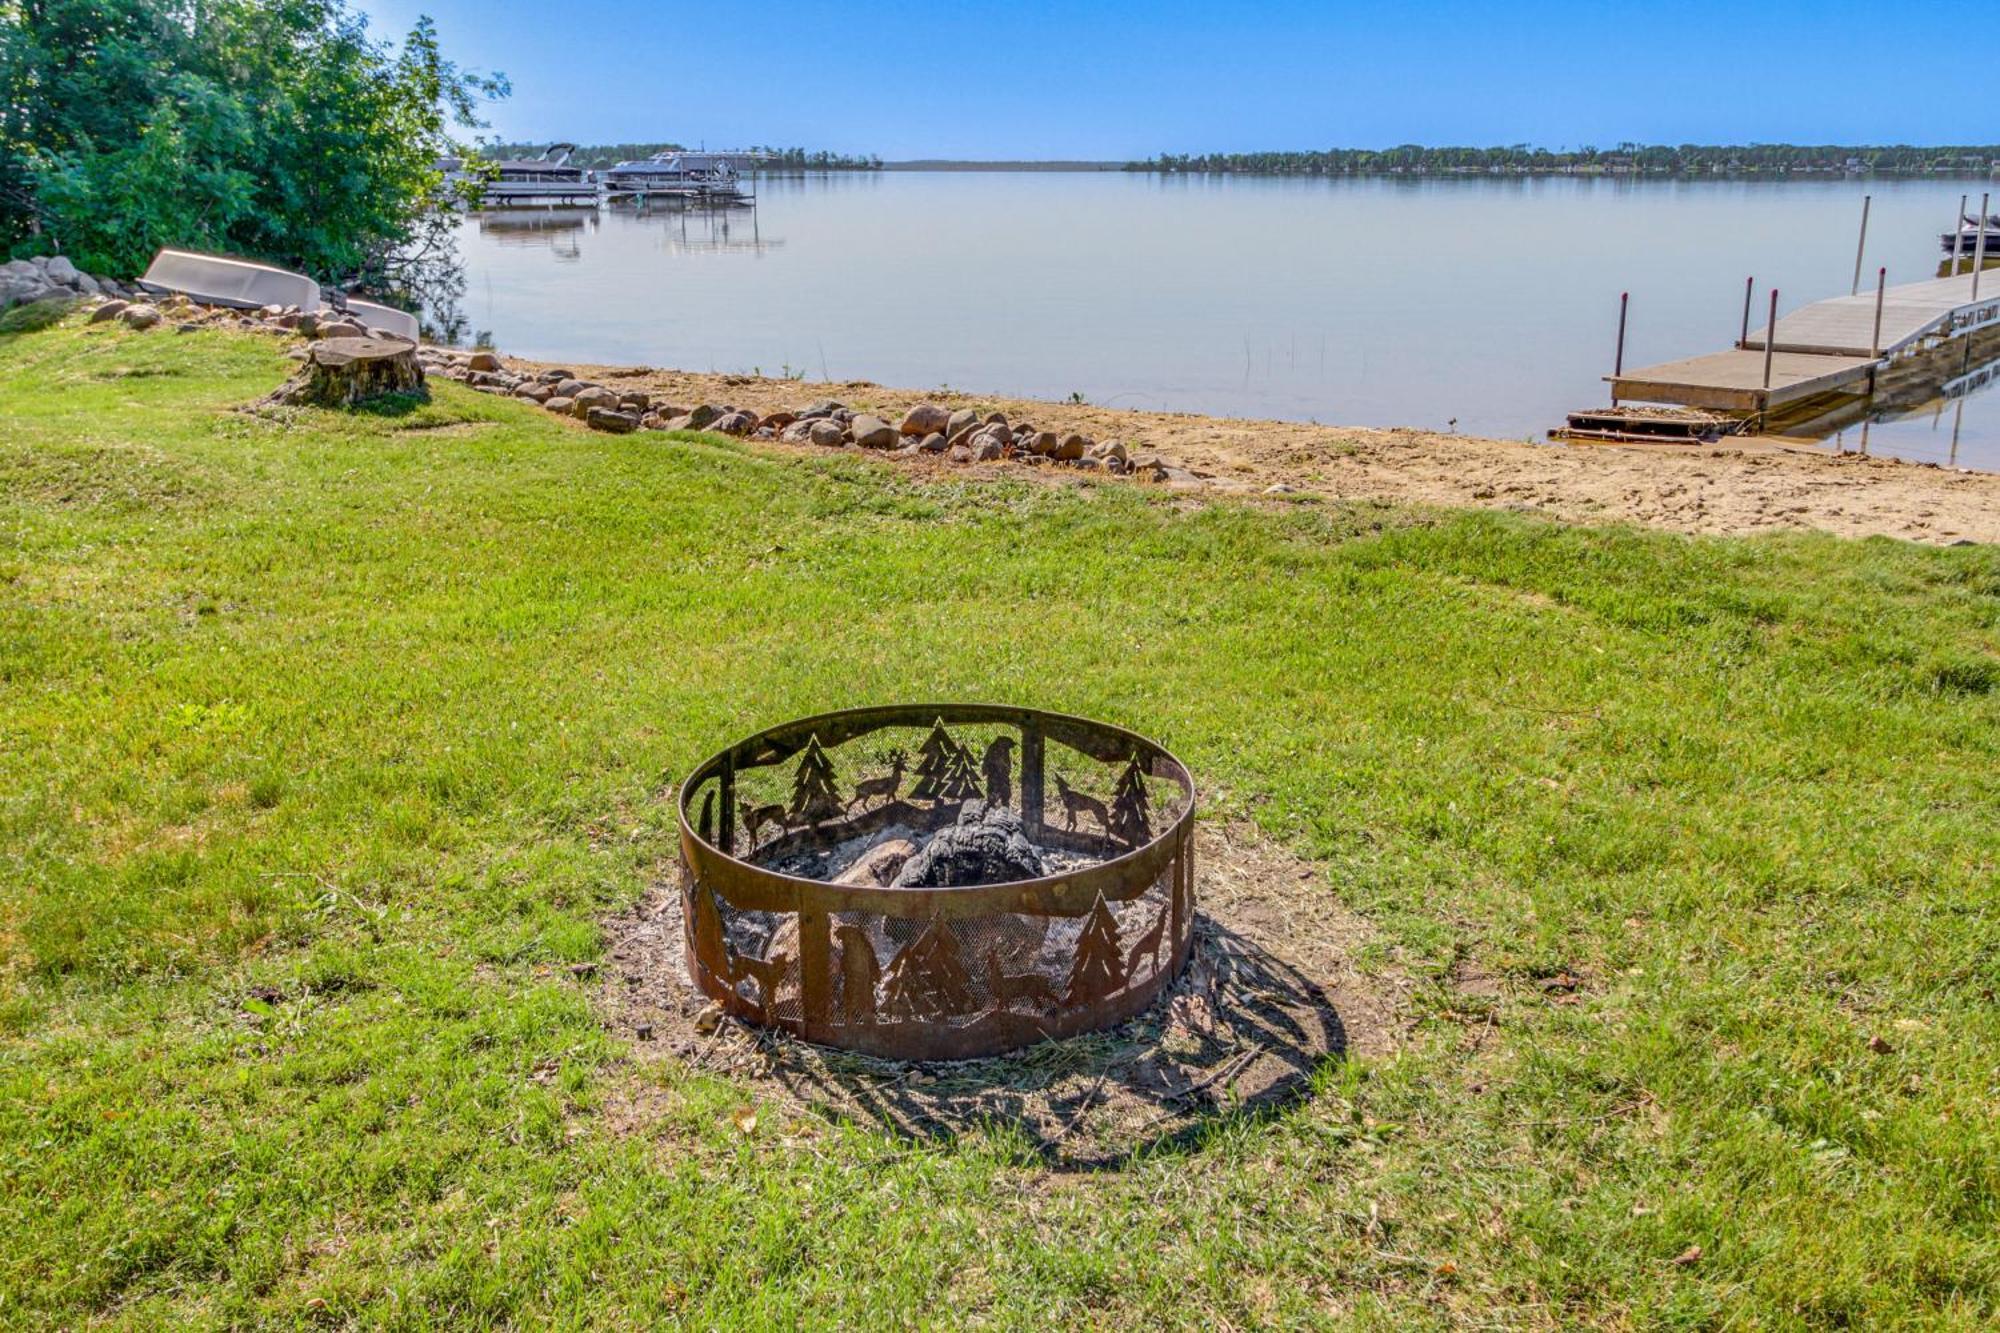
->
{"left": 892, "top": 803, "right": 1046, "bottom": 888}
{"left": 266, "top": 337, "right": 426, "bottom": 408}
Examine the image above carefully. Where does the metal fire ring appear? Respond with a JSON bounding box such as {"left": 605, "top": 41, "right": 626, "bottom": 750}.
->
{"left": 676, "top": 704, "right": 1198, "bottom": 1060}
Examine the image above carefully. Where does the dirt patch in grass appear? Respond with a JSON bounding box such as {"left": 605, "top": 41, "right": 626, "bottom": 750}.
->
{"left": 594, "top": 821, "right": 1410, "bottom": 1169}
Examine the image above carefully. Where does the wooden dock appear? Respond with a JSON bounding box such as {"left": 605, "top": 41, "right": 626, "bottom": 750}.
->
{"left": 1606, "top": 270, "right": 2000, "bottom": 424}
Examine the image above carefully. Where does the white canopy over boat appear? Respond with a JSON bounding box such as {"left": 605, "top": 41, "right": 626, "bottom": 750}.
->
{"left": 139, "top": 248, "right": 321, "bottom": 311}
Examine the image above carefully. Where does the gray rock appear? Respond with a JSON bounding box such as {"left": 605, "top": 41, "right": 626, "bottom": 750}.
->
{"left": 73, "top": 273, "right": 100, "bottom": 296}
{"left": 88, "top": 300, "right": 130, "bottom": 324}
{"left": 686, "top": 403, "right": 725, "bottom": 429}
{"left": 1089, "top": 439, "right": 1128, "bottom": 464}
{"left": 467, "top": 351, "right": 502, "bottom": 372}
{"left": 554, "top": 378, "right": 589, "bottom": 398}
{"left": 709, "top": 410, "right": 757, "bottom": 436}
{"left": 891, "top": 803, "right": 1045, "bottom": 888}
{"left": 44, "top": 256, "right": 79, "bottom": 285}
{"left": 120, "top": 304, "right": 162, "bottom": 331}
{"left": 899, "top": 403, "right": 951, "bottom": 436}
{"left": 797, "top": 400, "right": 843, "bottom": 420}
{"left": 514, "top": 383, "right": 552, "bottom": 402}
{"left": 947, "top": 444, "right": 973, "bottom": 464}
{"left": 586, "top": 406, "right": 639, "bottom": 434}
{"left": 917, "top": 432, "right": 947, "bottom": 453}
{"left": 946, "top": 408, "right": 980, "bottom": 439}
{"left": 571, "top": 386, "right": 619, "bottom": 417}
{"left": 544, "top": 396, "right": 575, "bottom": 414}
{"left": 1027, "top": 430, "right": 1058, "bottom": 456}
{"left": 780, "top": 420, "right": 816, "bottom": 443}
{"left": 851, "top": 413, "right": 897, "bottom": 448}
{"left": 1052, "top": 433, "right": 1088, "bottom": 461}
{"left": 974, "top": 438, "right": 1004, "bottom": 462}
{"left": 315, "top": 321, "right": 364, "bottom": 340}
{"left": 807, "top": 420, "right": 846, "bottom": 447}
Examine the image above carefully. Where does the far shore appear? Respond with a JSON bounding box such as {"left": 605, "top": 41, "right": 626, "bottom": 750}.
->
{"left": 493, "top": 350, "right": 2000, "bottom": 546}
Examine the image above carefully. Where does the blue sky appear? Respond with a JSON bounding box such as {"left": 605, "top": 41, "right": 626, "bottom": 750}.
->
{"left": 356, "top": 1, "right": 1988, "bottom": 158}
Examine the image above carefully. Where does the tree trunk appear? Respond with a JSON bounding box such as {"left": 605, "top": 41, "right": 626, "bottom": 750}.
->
{"left": 267, "top": 337, "right": 426, "bottom": 408}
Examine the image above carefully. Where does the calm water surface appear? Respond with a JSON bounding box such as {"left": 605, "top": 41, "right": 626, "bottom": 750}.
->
{"left": 455, "top": 173, "right": 2000, "bottom": 471}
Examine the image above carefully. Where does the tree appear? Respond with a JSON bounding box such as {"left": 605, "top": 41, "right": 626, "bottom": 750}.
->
{"left": 879, "top": 920, "right": 973, "bottom": 1019}
{"left": 908, "top": 719, "right": 956, "bottom": 801}
{"left": 0, "top": 0, "right": 506, "bottom": 298}
{"left": 787, "top": 734, "right": 842, "bottom": 825}
{"left": 1107, "top": 753, "right": 1152, "bottom": 846}
{"left": 939, "top": 739, "right": 982, "bottom": 803}
{"left": 1063, "top": 894, "right": 1126, "bottom": 1006}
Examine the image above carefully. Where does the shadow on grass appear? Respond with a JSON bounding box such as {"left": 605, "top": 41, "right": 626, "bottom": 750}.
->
{"left": 603, "top": 884, "right": 1358, "bottom": 1172}
{"left": 776, "top": 918, "right": 1350, "bottom": 1171}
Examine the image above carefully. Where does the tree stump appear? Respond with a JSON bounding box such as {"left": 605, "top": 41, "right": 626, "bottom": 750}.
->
{"left": 267, "top": 337, "right": 426, "bottom": 408}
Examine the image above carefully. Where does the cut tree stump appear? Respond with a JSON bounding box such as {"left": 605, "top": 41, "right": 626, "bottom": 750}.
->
{"left": 266, "top": 337, "right": 426, "bottom": 408}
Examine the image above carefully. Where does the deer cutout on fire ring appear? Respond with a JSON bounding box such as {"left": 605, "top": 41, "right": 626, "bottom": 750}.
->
{"left": 1052, "top": 772, "right": 1111, "bottom": 834}
{"left": 985, "top": 947, "right": 1057, "bottom": 1011}
{"left": 847, "top": 749, "right": 909, "bottom": 814}
{"left": 737, "top": 798, "right": 795, "bottom": 849}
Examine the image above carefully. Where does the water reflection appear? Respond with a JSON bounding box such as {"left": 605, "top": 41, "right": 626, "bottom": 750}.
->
{"left": 452, "top": 174, "right": 2000, "bottom": 472}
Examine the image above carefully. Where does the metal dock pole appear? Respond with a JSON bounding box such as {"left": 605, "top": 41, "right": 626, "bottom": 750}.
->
{"left": 1611, "top": 291, "right": 1628, "bottom": 406}
{"left": 1952, "top": 194, "right": 1967, "bottom": 275}
{"left": 1974, "top": 192, "right": 1991, "bottom": 303}
{"left": 1739, "top": 276, "right": 1755, "bottom": 347}
{"left": 1871, "top": 267, "right": 1886, "bottom": 358}
{"left": 1760, "top": 288, "right": 1778, "bottom": 425}
{"left": 1851, "top": 194, "right": 1871, "bottom": 296}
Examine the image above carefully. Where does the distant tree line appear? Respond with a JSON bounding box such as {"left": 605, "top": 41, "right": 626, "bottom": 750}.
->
{"left": 1129, "top": 143, "right": 2000, "bottom": 177}
{"left": 486, "top": 142, "right": 882, "bottom": 172}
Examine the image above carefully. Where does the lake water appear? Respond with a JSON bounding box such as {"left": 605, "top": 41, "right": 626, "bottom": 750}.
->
{"left": 454, "top": 172, "right": 2000, "bottom": 472}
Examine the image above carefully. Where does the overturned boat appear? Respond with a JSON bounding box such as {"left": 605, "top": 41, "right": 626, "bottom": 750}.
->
{"left": 138, "top": 248, "right": 321, "bottom": 311}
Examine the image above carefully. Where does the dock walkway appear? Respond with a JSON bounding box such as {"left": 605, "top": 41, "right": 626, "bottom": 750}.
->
{"left": 1609, "top": 270, "right": 2000, "bottom": 420}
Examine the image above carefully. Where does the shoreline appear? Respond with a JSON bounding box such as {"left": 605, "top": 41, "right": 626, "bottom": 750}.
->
{"left": 469, "top": 349, "right": 2000, "bottom": 546}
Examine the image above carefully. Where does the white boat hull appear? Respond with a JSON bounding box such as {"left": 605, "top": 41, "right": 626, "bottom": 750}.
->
{"left": 139, "top": 248, "right": 321, "bottom": 311}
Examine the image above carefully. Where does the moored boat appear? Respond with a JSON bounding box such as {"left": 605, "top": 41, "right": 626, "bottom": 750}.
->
{"left": 601, "top": 150, "right": 758, "bottom": 203}
{"left": 444, "top": 144, "right": 599, "bottom": 206}
{"left": 1939, "top": 214, "right": 2000, "bottom": 255}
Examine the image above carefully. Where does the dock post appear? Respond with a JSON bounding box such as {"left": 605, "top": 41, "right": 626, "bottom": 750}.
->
{"left": 1953, "top": 194, "right": 1968, "bottom": 275}
{"left": 1611, "top": 291, "right": 1628, "bottom": 406}
{"left": 1851, "top": 194, "right": 1871, "bottom": 296}
{"left": 1739, "top": 276, "right": 1754, "bottom": 347}
{"left": 1870, "top": 267, "right": 1886, "bottom": 358}
{"left": 1760, "top": 288, "right": 1778, "bottom": 425}
{"left": 1974, "top": 192, "right": 1991, "bottom": 303}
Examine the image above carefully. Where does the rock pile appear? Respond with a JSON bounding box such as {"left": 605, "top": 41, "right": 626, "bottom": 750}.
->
{"left": 0, "top": 255, "right": 137, "bottom": 312}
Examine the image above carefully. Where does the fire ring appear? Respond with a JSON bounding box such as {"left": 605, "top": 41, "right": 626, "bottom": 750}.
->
{"left": 676, "top": 704, "right": 1198, "bottom": 1060}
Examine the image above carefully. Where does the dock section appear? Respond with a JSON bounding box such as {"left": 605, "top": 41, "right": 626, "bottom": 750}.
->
{"left": 1602, "top": 270, "right": 2000, "bottom": 432}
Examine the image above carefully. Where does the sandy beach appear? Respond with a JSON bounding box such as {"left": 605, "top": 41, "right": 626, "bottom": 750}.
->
{"left": 522, "top": 357, "right": 2000, "bottom": 545}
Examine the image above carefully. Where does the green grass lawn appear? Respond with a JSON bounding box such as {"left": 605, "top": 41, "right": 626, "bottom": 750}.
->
{"left": 2, "top": 317, "right": 1996, "bottom": 1328}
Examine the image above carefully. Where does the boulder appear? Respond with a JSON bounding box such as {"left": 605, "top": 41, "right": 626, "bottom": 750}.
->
{"left": 73, "top": 273, "right": 100, "bottom": 296}
{"left": 947, "top": 445, "right": 973, "bottom": 464}
{"left": 974, "top": 438, "right": 1004, "bottom": 462}
{"left": 544, "top": 396, "right": 575, "bottom": 414}
{"left": 571, "top": 386, "right": 619, "bottom": 418}
{"left": 554, "top": 378, "right": 589, "bottom": 398}
{"left": 467, "top": 351, "right": 502, "bottom": 372}
{"left": 709, "top": 410, "right": 757, "bottom": 436}
{"left": 44, "top": 256, "right": 79, "bottom": 285}
{"left": 916, "top": 432, "right": 947, "bottom": 453}
{"left": 1089, "top": 440, "right": 1129, "bottom": 465}
{"left": 1027, "top": 430, "right": 1058, "bottom": 456}
{"left": 88, "top": 300, "right": 130, "bottom": 324}
{"left": 761, "top": 410, "right": 796, "bottom": 431}
{"left": 1052, "top": 433, "right": 1088, "bottom": 461}
{"left": 983, "top": 411, "right": 1008, "bottom": 427}
{"left": 798, "top": 400, "right": 842, "bottom": 420}
{"left": 314, "top": 320, "right": 364, "bottom": 340}
{"left": 119, "top": 304, "right": 162, "bottom": 331}
{"left": 851, "top": 413, "right": 898, "bottom": 448}
{"left": 899, "top": 403, "right": 951, "bottom": 436}
{"left": 514, "top": 383, "right": 553, "bottom": 402}
{"left": 586, "top": 406, "right": 639, "bottom": 434}
{"left": 685, "top": 403, "right": 725, "bottom": 429}
{"left": 779, "top": 420, "right": 816, "bottom": 443}
{"left": 618, "top": 391, "right": 652, "bottom": 412}
{"left": 946, "top": 408, "right": 980, "bottom": 438}
{"left": 807, "top": 420, "right": 846, "bottom": 447}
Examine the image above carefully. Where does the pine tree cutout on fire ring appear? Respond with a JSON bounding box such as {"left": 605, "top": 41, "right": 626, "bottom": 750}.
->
{"left": 788, "top": 733, "right": 843, "bottom": 825}
{"left": 1063, "top": 892, "right": 1128, "bottom": 1007}
{"left": 940, "top": 738, "right": 983, "bottom": 802}
{"left": 908, "top": 718, "right": 957, "bottom": 802}
{"left": 880, "top": 918, "right": 975, "bottom": 1019}
{"left": 1107, "top": 751, "right": 1153, "bottom": 846}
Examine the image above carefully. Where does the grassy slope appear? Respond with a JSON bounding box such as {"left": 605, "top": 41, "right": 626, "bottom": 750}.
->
{"left": 0, "top": 320, "right": 1995, "bottom": 1329}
